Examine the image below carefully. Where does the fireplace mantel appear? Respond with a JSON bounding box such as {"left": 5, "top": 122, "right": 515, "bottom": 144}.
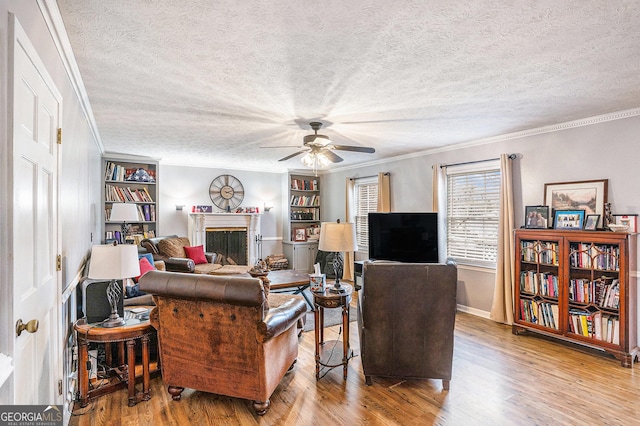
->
{"left": 188, "top": 213, "right": 261, "bottom": 265}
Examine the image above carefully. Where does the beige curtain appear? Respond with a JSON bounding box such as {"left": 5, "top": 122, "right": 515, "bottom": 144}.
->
{"left": 432, "top": 164, "right": 447, "bottom": 263}
{"left": 377, "top": 172, "right": 391, "bottom": 212}
{"left": 490, "top": 154, "right": 515, "bottom": 324}
{"left": 344, "top": 178, "right": 356, "bottom": 281}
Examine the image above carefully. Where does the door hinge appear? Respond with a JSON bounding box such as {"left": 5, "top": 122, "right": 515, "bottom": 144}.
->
{"left": 58, "top": 379, "right": 62, "bottom": 396}
{"left": 56, "top": 255, "right": 62, "bottom": 271}
{"left": 57, "top": 128, "right": 62, "bottom": 145}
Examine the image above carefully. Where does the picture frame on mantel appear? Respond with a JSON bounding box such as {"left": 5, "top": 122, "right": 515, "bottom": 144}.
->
{"left": 544, "top": 179, "right": 608, "bottom": 228}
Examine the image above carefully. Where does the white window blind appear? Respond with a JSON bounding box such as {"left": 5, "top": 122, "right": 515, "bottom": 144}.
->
{"left": 446, "top": 166, "right": 500, "bottom": 266}
{"left": 355, "top": 179, "right": 378, "bottom": 248}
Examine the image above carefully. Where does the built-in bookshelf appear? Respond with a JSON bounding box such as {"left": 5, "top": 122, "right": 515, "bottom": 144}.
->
{"left": 102, "top": 156, "right": 158, "bottom": 244}
{"left": 514, "top": 229, "right": 638, "bottom": 367}
{"left": 282, "top": 173, "right": 320, "bottom": 272}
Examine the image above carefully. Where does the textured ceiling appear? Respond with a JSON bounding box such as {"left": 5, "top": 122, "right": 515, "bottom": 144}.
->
{"left": 56, "top": 0, "right": 640, "bottom": 172}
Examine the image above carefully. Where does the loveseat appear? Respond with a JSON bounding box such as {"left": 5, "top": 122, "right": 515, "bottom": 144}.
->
{"left": 139, "top": 270, "right": 307, "bottom": 415}
{"left": 358, "top": 261, "right": 457, "bottom": 389}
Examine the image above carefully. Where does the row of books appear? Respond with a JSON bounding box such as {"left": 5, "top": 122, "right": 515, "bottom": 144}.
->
{"left": 105, "top": 184, "right": 154, "bottom": 203}
{"left": 291, "top": 178, "right": 318, "bottom": 191}
{"left": 569, "top": 278, "right": 620, "bottom": 308}
{"left": 568, "top": 309, "right": 619, "bottom": 344}
{"left": 105, "top": 230, "right": 155, "bottom": 244}
{"left": 104, "top": 162, "right": 156, "bottom": 182}
{"left": 106, "top": 204, "right": 156, "bottom": 222}
{"left": 520, "top": 299, "right": 559, "bottom": 330}
{"left": 569, "top": 243, "right": 619, "bottom": 271}
{"left": 290, "top": 194, "right": 320, "bottom": 207}
{"left": 290, "top": 208, "right": 320, "bottom": 220}
{"left": 520, "top": 241, "right": 558, "bottom": 265}
{"left": 520, "top": 271, "right": 559, "bottom": 298}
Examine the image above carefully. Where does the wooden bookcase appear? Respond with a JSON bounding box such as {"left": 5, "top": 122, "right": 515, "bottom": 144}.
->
{"left": 282, "top": 173, "right": 320, "bottom": 272}
{"left": 513, "top": 229, "right": 638, "bottom": 367}
{"left": 102, "top": 156, "right": 159, "bottom": 244}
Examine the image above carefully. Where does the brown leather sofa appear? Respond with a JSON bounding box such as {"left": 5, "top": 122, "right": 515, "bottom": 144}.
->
{"left": 139, "top": 270, "right": 307, "bottom": 415}
{"left": 358, "top": 261, "right": 457, "bottom": 389}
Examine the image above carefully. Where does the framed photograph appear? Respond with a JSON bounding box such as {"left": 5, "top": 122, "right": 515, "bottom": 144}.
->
{"left": 612, "top": 214, "right": 638, "bottom": 233}
{"left": 195, "top": 205, "right": 213, "bottom": 213}
{"left": 584, "top": 214, "right": 600, "bottom": 231}
{"left": 524, "top": 205, "right": 550, "bottom": 229}
{"left": 553, "top": 210, "right": 585, "bottom": 230}
{"left": 544, "top": 179, "right": 608, "bottom": 229}
{"left": 294, "top": 228, "right": 307, "bottom": 242}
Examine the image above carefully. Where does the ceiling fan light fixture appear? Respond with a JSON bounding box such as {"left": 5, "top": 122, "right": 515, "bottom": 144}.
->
{"left": 301, "top": 151, "right": 330, "bottom": 175}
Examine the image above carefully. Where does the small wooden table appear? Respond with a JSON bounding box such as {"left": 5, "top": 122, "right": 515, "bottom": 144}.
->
{"left": 267, "top": 269, "right": 314, "bottom": 310}
{"left": 313, "top": 284, "right": 353, "bottom": 380}
{"left": 75, "top": 314, "right": 154, "bottom": 407}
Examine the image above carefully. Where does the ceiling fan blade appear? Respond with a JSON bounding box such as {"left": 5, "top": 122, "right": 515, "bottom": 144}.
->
{"left": 323, "top": 150, "right": 344, "bottom": 163}
{"left": 278, "top": 150, "right": 308, "bottom": 161}
{"left": 331, "top": 145, "right": 376, "bottom": 153}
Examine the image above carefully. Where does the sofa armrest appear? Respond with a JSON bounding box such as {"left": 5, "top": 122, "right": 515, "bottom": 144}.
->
{"left": 163, "top": 257, "right": 195, "bottom": 273}
{"left": 257, "top": 295, "right": 306, "bottom": 342}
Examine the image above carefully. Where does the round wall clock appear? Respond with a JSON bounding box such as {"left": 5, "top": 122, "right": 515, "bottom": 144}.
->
{"left": 209, "top": 174, "right": 245, "bottom": 211}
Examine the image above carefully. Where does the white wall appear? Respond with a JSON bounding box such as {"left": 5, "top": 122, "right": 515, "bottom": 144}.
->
{"left": 159, "top": 164, "right": 284, "bottom": 257}
{"left": 0, "top": 0, "right": 103, "bottom": 411}
{"left": 322, "top": 113, "right": 640, "bottom": 315}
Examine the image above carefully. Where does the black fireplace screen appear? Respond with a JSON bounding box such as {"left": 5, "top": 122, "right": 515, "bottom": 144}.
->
{"left": 205, "top": 228, "right": 247, "bottom": 265}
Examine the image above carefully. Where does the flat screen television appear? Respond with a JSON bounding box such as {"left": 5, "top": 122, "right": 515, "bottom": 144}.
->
{"left": 368, "top": 212, "right": 439, "bottom": 263}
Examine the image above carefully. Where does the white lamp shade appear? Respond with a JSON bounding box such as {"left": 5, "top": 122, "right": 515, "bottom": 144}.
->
{"left": 109, "top": 203, "right": 139, "bottom": 222}
{"left": 318, "top": 222, "right": 358, "bottom": 252}
{"left": 88, "top": 244, "right": 140, "bottom": 279}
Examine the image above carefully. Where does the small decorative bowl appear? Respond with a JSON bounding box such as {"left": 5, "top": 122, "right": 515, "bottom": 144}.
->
{"left": 607, "top": 224, "right": 629, "bottom": 232}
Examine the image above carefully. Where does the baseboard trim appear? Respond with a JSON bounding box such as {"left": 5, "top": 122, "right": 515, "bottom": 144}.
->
{"left": 457, "top": 305, "right": 491, "bottom": 319}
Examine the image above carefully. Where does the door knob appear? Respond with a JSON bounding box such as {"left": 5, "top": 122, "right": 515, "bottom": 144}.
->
{"left": 15, "top": 319, "right": 39, "bottom": 337}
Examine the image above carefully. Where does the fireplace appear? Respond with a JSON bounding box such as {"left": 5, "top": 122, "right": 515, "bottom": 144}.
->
{"left": 206, "top": 227, "right": 247, "bottom": 265}
{"left": 188, "top": 213, "right": 261, "bottom": 265}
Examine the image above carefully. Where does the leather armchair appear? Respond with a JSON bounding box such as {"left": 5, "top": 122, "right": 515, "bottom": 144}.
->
{"left": 358, "top": 261, "right": 457, "bottom": 389}
{"left": 139, "top": 270, "right": 306, "bottom": 415}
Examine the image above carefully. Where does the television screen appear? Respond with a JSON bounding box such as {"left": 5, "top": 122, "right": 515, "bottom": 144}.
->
{"left": 368, "top": 212, "right": 439, "bottom": 263}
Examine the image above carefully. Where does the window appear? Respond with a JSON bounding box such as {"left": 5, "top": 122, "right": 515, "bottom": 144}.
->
{"left": 446, "top": 162, "right": 500, "bottom": 267}
{"left": 354, "top": 178, "right": 378, "bottom": 248}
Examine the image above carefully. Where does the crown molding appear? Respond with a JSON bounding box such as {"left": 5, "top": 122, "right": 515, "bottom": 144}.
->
{"left": 327, "top": 107, "right": 640, "bottom": 175}
{"left": 37, "top": 0, "right": 104, "bottom": 153}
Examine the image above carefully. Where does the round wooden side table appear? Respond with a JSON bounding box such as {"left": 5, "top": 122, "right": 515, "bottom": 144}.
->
{"left": 313, "top": 283, "right": 353, "bottom": 380}
{"left": 75, "top": 317, "right": 154, "bottom": 407}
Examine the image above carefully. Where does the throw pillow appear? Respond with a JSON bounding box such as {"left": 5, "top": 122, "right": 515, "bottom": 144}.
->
{"left": 135, "top": 257, "right": 156, "bottom": 281}
{"left": 184, "top": 245, "right": 208, "bottom": 265}
{"left": 158, "top": 237, "right": 190, "bottom": 258}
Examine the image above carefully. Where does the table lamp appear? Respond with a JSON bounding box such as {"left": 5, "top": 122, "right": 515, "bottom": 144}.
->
{"left": 109, "top": 202, "right": 139, "bottom": 242}
{"left": 88, "top": 242, "right": 140, "bottom": 327}
{"left": 318, "top": 220, "right": 358, "bottom": 293}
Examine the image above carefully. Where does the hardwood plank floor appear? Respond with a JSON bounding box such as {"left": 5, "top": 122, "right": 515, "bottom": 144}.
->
{"left": 69, "top": 312, "right": 640, "bottom": 425}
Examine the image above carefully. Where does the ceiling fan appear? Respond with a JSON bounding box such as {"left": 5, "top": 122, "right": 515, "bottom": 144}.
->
{"left": 277, "top": 121, "right": 375, "bottom": 163}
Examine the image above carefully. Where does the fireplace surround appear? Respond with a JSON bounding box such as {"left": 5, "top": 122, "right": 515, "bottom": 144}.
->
{"left": 188, "top": 213, "right": 261, "bottom": 265}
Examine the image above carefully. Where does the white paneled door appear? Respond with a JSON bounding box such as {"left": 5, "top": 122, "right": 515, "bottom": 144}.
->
{"left": 11, "top": 16, "right": 62, "bottom": 404}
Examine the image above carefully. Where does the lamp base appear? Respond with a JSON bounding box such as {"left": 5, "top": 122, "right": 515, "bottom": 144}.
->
{"left": 102, "top": 313, "right": 126, "bottom": 328}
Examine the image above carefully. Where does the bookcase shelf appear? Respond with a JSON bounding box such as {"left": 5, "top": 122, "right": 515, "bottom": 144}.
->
{"left": 102, "top": 156, "right": 159, "bottom": 244}
{"left": 514, "top": 229, "right": 638, "bottom": 367}
{"left": 282, "top": 173, "right": 320, "bottom": 272}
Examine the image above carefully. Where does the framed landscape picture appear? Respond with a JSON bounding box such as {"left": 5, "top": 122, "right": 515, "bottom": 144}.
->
{"left": 544, "top": 179, "right": 607, "bottom": 228}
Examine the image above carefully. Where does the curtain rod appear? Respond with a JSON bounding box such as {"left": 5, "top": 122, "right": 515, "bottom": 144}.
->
{"left": 440, "top": 154, "right": 516, "bottom": 168}
{"left": 349, "top": 172, "right": 390, "bottom": 181}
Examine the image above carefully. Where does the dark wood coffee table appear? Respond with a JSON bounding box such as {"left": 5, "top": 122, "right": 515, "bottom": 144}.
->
{"left": 267, "top": 269, "right": 313, "bottom": 310}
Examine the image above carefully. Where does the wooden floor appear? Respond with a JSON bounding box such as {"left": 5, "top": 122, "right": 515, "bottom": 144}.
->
{"left": 69, "top": 312, "right": 640, "bottom": 425}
